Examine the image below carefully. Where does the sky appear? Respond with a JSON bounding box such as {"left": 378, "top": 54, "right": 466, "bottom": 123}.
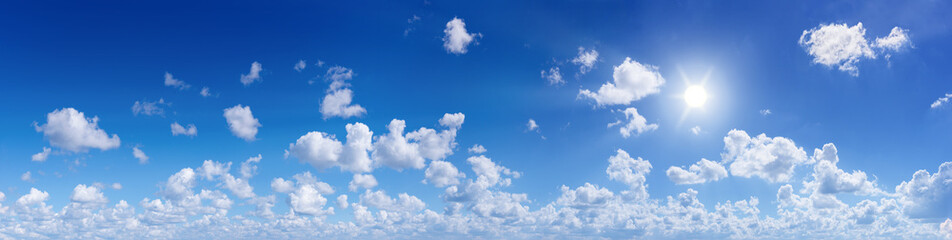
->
{"left": 1, "top": 0, "right": 952, "bottom": 239}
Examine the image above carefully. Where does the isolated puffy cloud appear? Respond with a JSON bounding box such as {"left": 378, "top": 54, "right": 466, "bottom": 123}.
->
{"left": 170, "top": 122, "right": 197, "bottom": 137}
{"left": 571, "top": 47, "right": 599, "bottom": 74}
{"left": 526, "top": 119, "right": 539, "bottom": 132}
{"left": 21, "top": 171, "right": 32, "bottom": 182}
{"left": 931, "top": 93, "right": 952, "bottom": 109}
{"left": 132, "top": 99, "right": 168, "bottom": 116}
{"left": 31, "top": 147, "right": 51, "bottom": 162}
{"left": 895, "top": 161, "right": 952, "bottom": 219}
{"left": 468, "top": 144, "right": 486, "bottom": 154}
{"left": 424, "top": 160, "right": 465, "bottom": 187}
{"left": 70, "top": 184, "right": 107, "bottom": 204}
{"left": 442, "top": 17, "right": 479, "bottom": 54}
{"left": 223, "top": 105, "right": 261, "bottom": 141}
{"left": 286, "top": 131, "right": 343, "bottom": 170}
{"left": 35, "top": 108, "right": 120, "bottom": 152}
{"left": 799, "top": 22, "right": 912, "bottom": 76}
{"left": 294, "top": 60, "right": 306, "bottom": 72}
{"left": 133, "top": 146, "right": 149, "bottom": 164}
{"left": 666, "top": 158, "right": 728, "bottom": 185}
{"left": 721, "top": 129, "right": 809, "bottom": 183}
{"left": 439, "top": 112, "right": 465, "bottom": 129}
{"left": 606, "top": 149, "right": 652, "bottom": 200}
{"left": 349, "top": 174, "right": 378, "bottom": 192}
{"left": 200, "top": 87, "right": 212, "bottom": 97}
{"left": 541, "top": 67, "right": 564, "bottom": 86}
{"left": 320, "top": 66, "right": 366, "bottom": 119}
{"left": 611, "top": 107, "right": 658, "bottom": 138}
{"left": 164, "top": 72, "right": 190, "bottom": 90}
{"left": 579, "top": 57, "right": 665, "bottom": 106}
{"left": 240, "top": 61, "right": 263, "bottom": 86}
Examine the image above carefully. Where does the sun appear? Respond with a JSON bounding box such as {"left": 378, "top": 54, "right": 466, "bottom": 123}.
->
{"left": 684, "top": 85, "right": 708, "bottom": 108}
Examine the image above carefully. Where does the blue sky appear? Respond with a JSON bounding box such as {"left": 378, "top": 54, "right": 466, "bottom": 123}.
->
{"left": 2, "top": 0, "right": 952, "bottom": 239}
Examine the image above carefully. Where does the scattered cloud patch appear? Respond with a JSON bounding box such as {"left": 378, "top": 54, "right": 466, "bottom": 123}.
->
{"left": 541, "top": 67, "right": 564, "bottom": 86}
{"left": 931, "top": 93, "right": 952, "bottom": 109}
{"left": 799, "top": 22, "right": 911, "bottom": 76}
{"left": 240, "top": 62, "right": 263, "bottom": 86}
{"left": 170, "top": 122, "right": 198, "bottom": 137}
{"left": 691, "top": 126, "right": 701, "bottom": 135}
{"left": 132, "top": 146, "right": 149, "bottom": 164}
{"left": 610, "top": 107, "right": 658, "bottom": 138}
{"left": 666, "top": 158, "right": 728, "bottom": 184}
{"left": 320, "top": 66, "right": 366, "bottom": 119}
{"left": 31, "top": 147, "right": 51, "bottom": 162}
{"left": 21, "top": 171, "right": 32, "bottom": 182}
{"left": 760, "top": 109, "right": 772, "bottom": 116}
{"left": 164, "top": 72, "right": 190, "bottom": 90}
{"left": 132, "top": 99, "right": 169, "bottom": 116}
{"left": 468, "top": 144, "right": 487, "bottom": 154}
{"left": 571, "top": 47, "right": 599, "bottom": 74}
{"left": 294, "top": 60, "right": 306, "bottom": 72}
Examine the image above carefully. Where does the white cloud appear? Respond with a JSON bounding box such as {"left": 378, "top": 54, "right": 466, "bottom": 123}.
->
{"left": 321, "top": 66, "right": 366, "bottom": 119}
{"left": 31, "top": 147, "right": 51, "bottom": 162}
{"left": 442, "top": 17, "right": 479, "bottom": 54}
{"left": 239, "top": 154, "right": 262, "bottom": 179}
{"left": 799, "top": 23, "right": 912, "bottom": 76}
{"left": 579, "top": 57, "right": 665, "bottom": 106}
{"left": 666, "top": 158, "right": 728, "bottom": 185}
{"left": 35, "top": 108, "right": 121, "bottom": 152}
{"left": 200, "top": 87, "right": 212, "bottom": 97}
{"left": 613, "top": 107, "right": 658, "bottom": 138}
{"left": 294, "top": 60, "right": 306, "bottom": 72}
{"left": 931, "top": 93, "right": 952, "bottom": 109}
{"left": 942, "top": 218, "right": 952, "bottom": 238}
{"left": 349, "top": 174, "right": 378, "bottom": 192}
{"left": 468, "top": 144, "right": 486, "bottom": 154}
{"left": 70, "top": 184, "right": 107, "bottom": 204}
{"left": 170, "top": 122, "right": 197, "bottom": 137}
{"left": 336, "top": 194, "right": 348, "bottom": 209}
{"left": 340, "top": 123, "right": 374, "bottom": 173}
{"left": 439, "top": 112, "right": 465, "bottom": 129}
{"left": 289, "top": 184, "right": 333, "bottom": 216}
{"left": 286, "top": 131, "right": 343, "bottom": 170}
{"left": 469, "top": 155, "right": 520, "bottom": 188}
{"left": 372, "top": 120, "right": 424, "bottom": 170}
{"left": 526, "top": 119, "right": 539, "bottom": 132}
{"left": 803, "top": 143, "right": 882, "bottom": 196}
{"left": 161, "top": 168, "right": 196, "bottom": 201}
{"left": 164, "top": 72, "right": 190, "bottom": 90}
{"left": 21, "top": 171, "right": 32, "bottom": 182}
{"left": 691, "top": 126, "right": 701, "bottom": 135}
{"left": 895, "top": 161, "right": 952, "bottom": 219}
{"left": 111, "top": 183, "right": 122, "bottom": 190}
{"left": 132, "top": 146, "right": 149, "bottom": 164}
{"left": 556, "top": 183, "right": 614, "bottom": 209}
{"left": 721, "top": 129, "right": 809, "bottom": 183}
{"left": 571, "top": 47, "right": 599, "bottom": 74}
{"left": 872, "top": 27, "right": 912, "bottom": 52}
{"left": 606, "top": 149, "right": 652, "bottom": 200}
{"left": 541, "top": 67, "right": 564, "bottom": 86}
{"left": 424, "top": 160, "right": 465, "bottom": 187}
{"left": 760, "top": 109, "right": 772, "bottom": 116}
{"left": 240, "top": 61, "right": 263, "bottom": 86}
{"left": 132, "top": 98, "right": 168, "bottom": 116}
{"left": 270, "top": 178, "right": 295, "bottom": 193}
{"left": 223, "top": 105, "right": 261, "bottom": 141}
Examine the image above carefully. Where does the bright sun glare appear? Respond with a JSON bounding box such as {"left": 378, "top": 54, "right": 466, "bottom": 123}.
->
{"left": 684, "top": 85, "right": 708, "bottom": 108}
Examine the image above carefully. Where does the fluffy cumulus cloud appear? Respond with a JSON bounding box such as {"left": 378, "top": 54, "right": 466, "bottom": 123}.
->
{"left": 348, "top": 174, "right": 378, "bottom": 192}
{"left": 35, "top": 108, "right": 121, "bottom": 152}
{"left": 803, "top": 143, "right": 882, "bottom": 196}
{"left": 442, "top": 17, "right": 479, "bottom": 54}
{"left": 320, "top": 66, "right": 366, "bottom": 119}
{"left": 164, "top": 72, "right": 190, "bottom": 90}
{"left": 170, "top": 122, "right": 198, "bottom": 137}
{"left": 294, "top": 60, "right": 306, "bottom": 72}
{"left": 373, "top": 114, "right": 463, "bottom": 170}
{"left": 571, "top": 47, "right": 599, "bottom": 74}
{"left": 223, "top": 105, "right": 261, "bottom": 141}
{"left": 285, "top": 123, "right": 375, "bottom": 173}
{"left": 799, "top": 22, "right": 911, "bottom": 76}
{"left": 895, "top": 161, "right": 952, "bottom": 219}
{"left": 609, "top": 107, "right": 658, "bottom": 138}
{"left": 424, "top": 160, "right": 465, "bottom": 187}
{"left": 468, "top": 144, "right": 486, "bottom": 154}
{"left": 666, "top": 158, "right": 728, "bottom": 185}
{"left": 721, "top": 129, "right": 809, "bottom": 183}
{"left": 579, "top": 57, "right": 665, "bottom": 106}
{"left": 240, "top": 61, "right": 263, "bottom": 86}
{"left": 606, "top": 149, "right": 652, "bottom": 200}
